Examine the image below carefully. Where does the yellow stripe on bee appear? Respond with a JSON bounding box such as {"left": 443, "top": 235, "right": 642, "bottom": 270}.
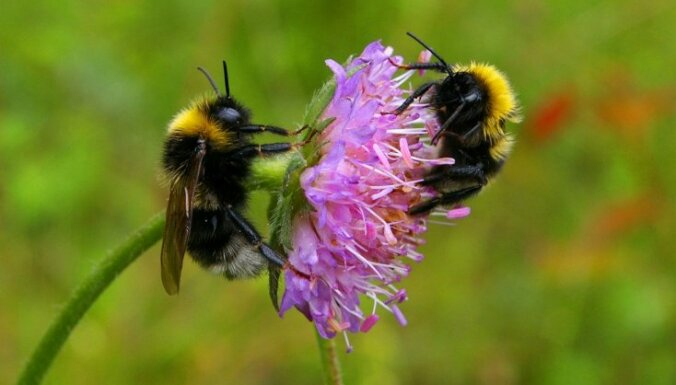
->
{"left": 453, "top": 63, "right": 521, "bottom": 141}
{"left": 489, "top": 133, "right": 514, "bottom": 161}
{"left": 168, "top": 102, "right": 231, "bottom": 149}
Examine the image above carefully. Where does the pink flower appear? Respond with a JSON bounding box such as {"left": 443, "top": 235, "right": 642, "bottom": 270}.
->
{"left": 279, "top": 41, "right": 469, "bottom": 349}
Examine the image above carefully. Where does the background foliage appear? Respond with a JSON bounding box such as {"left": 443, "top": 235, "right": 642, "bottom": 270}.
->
{"left": 1, "top": 0, "right": 674, "bottom": 384}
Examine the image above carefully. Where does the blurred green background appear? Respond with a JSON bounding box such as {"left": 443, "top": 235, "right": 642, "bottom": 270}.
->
{"left": 1, "top": 0, "right": 675, "bottom": 384}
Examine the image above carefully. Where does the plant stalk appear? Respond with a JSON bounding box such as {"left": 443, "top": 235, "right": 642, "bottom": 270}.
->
{"left": 16, "top": 213, "right": 165, "bottom": 385}
{"left": 315, "top": 330, "right": 344, "bottom": 385}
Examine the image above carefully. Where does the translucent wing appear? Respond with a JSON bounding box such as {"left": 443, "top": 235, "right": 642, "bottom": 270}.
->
{"left": 161, "top": 140, "right": 206, "bottom": 295}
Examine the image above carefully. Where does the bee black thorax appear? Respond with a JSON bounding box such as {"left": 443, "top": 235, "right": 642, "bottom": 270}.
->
{"left": 434, "top": 72, "right": 491, "bottom": 146}
{"left": 163, "top": 97, "right": 254, "bottom": 210}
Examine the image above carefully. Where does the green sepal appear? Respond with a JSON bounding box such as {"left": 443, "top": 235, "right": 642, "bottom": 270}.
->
{"left": 245, "top": 152, "right": 294, "bottom": 193}
{"left": 267, "top": 150, "right": 306, "bottom": 310}
{"left": 302, "top": 79, "right": 336, "bottom": 133}
{"left": 266, "top": 75, "right": 341, "bottom": 309}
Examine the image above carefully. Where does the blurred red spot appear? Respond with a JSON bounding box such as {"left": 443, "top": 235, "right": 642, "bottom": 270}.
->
{"left": 595, "top": 90, "right": 673, "bottom": 139}
{"left": 532, "top": 192, "right": 662, "bottom": 284}
{"left": 594, "top": 68, "right": 674, "bottom": 141}
{"left": 525, "top": 88, "right": 576, "bottom": 142}
{"left": 585, "top": 193, "right": 659, "bottom": 242}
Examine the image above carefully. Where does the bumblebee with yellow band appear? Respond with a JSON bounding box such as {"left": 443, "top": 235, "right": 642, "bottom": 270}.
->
{"left": 160, "top": 61, "right": 304, "bottom": 295}
{"left": 392, "top": 32, "right": 521, "bottom": 215}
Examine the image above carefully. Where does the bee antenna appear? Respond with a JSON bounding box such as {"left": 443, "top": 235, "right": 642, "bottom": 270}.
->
{"left": 222, "top": 60, "right": 231, "bottom": 98}
{"left": 196, "top": 66, "right": 222, "bottom": 97}
{"left": 406, "top": 32, "right": 453, "bottom": 76}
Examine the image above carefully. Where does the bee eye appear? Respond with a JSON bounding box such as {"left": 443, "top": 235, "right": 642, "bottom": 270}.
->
{"left": 209, "top": 214, "right": 218, "bottom": 233}
{"left": 464, "top": 90, "right": 481, "bottom": 103}
{"left": 217, "top": 107, "right": 241, "bottom": 124}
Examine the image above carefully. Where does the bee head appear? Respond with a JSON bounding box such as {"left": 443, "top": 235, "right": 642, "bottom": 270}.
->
{"left": 216, "top": 104, "right": 243, "bottom": 126}
{"left": 197, "top": 62, "right": 251, "bottom": 128}
{"left": 433, "top": 72, "right": 488, "bottom": 141}
{"left": 202, "top": 94, "right": 250, "bottom": 130}
{"left": 453, "top": 72, "right": 486, "bottom": 107}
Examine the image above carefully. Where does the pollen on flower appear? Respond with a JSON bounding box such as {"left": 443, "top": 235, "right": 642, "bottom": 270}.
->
{"left": 279, "top": 40, "right": 469, "bottom": 347}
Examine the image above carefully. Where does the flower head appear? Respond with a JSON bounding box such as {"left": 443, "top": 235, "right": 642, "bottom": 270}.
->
{"left": 279, "top": 41, "right": 469, "bottom": 348}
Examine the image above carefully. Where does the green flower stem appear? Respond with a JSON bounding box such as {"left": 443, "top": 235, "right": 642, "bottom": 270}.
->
{"left": 16, "top": 212, "right": 165, "bottom": 385}
{"left": 315, "top": 330, "right": 344, "bottom": 385}
{"left": 16, "top": 130, "right": 339, "bottom": 384}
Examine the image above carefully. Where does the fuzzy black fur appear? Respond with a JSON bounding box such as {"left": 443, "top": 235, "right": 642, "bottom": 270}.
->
{"left": 162, "top": 94, "right": 290, "bottom": 287}
{"left": 394, "top": 34, "right": 513, "bottom": 215}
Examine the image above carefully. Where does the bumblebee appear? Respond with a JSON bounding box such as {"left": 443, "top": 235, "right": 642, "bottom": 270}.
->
{"left": 392, "top": 32, "right": 521, "bottom": 215}
{"left": 161, "top": 61, "right": 300, "bottom": 295}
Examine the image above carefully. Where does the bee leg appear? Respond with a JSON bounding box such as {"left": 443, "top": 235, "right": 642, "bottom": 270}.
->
{"left": 388, "top": 58, "right": 450, "bottom": 72}
{"left": 231, "top": 136, "right": 314, "bottom": 158}
{"left": 461, "top": 122, "right": 482, "bottom": 140}
{"left": 431, "top": 102, "right": 466, "bottom": 144}
{"left": 390, "top": 81, "right": 437, "bottom": 115}
{"left": 408, "top": 197, "right": 442, "bottom": 216}
{"left": 230, "top": 143, "right": 294, "bottom": 158}
{"left": 225, "top": 206, "right": 285, "bottom": 268}
{"left": 237, "top": 124, "right": 309, "bottom": 137}
{"left": 408, "top": 185, "right": 482, "bottom": 216}
{"left": 422, "top": 165, "right": 487, "bottom": 185}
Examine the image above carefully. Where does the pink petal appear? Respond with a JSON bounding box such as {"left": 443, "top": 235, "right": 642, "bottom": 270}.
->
{"left": 372, "top": 143, "right": 391, "bottom": 170}
{"left": 446, "top": 206, "right": 471, "bottom": 219}
{"left": 360, "top": 314, "right": 380, "bottom": 332}
{"left": 399, "top": 137, "right": 414, "bottom": 168}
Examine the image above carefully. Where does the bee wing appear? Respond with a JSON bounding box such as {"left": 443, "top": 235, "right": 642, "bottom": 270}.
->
{"left": 161, "top": 140, "right": 207, "bottom": 295}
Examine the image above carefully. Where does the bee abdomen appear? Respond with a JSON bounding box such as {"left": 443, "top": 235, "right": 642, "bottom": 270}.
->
{"left": 186, "top": 209, "right": 266, "bottom": 279}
